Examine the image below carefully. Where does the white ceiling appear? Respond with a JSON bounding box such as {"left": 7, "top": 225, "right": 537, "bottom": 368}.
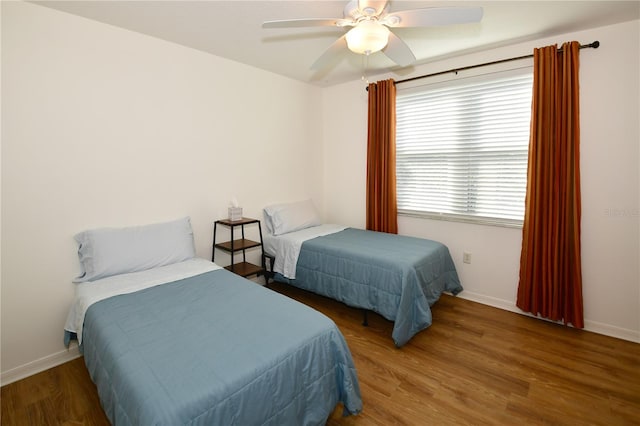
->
{"left": 34, "top": 0, "right": 640, "bottom": 87}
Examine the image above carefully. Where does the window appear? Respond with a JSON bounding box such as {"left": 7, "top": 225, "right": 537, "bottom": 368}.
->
{"left": 396, "top": 68, "right": 533, "bottom": 227}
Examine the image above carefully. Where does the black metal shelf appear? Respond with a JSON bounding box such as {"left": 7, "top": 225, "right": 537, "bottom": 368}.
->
{"left": 212, "top": 217, "right": 265, "bottom": 280}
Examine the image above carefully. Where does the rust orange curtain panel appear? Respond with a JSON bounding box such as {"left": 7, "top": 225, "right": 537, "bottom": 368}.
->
{"left": 366, "top": 79, "right": 398, "bottom": 234}
{"left": 517, "top": 41, "right": 584, "bottom": 328}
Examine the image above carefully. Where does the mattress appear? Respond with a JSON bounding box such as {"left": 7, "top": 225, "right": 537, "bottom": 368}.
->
{"left": 267, "top": 227, "right": 462, "bottom": 347}
{"left": 66, "top": 259, "right": 362, "bottom": 425}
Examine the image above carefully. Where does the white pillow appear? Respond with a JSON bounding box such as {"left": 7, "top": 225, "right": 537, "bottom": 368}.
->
{"left": 73, "top": 217, "right": 196, "bottom": 283}
{"left": 263, "top": 200, "right": 321, "bottom": 236}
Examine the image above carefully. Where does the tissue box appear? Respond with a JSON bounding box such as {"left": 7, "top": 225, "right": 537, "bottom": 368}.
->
{"left": 228, "top": 207, "right": 243, "bottom": 221}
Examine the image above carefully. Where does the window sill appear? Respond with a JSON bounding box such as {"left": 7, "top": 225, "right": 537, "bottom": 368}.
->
{"left": 398, "top": 210, "right": 523, "bottom": 229}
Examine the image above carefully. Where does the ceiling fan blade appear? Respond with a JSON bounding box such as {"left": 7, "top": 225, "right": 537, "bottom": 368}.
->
{"left": 382, "top": 32, "right": 416, "bottom": 67}
{"left": 384, "top": 7, "right": 483, "bottom": 28}
{"left": 262, "top": 18, "right": 348, "bottom": 29}
{"left": 311, "top": 36, "right": 347, "bottom": 71}
{"left": 358, "top": 0, "right": 388, "bottom": 17}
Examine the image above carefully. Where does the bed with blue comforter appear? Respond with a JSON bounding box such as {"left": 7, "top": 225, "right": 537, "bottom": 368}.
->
{"left": 265, "top": 226, "right": 462, "bottom": 347}
{"left": 65, "top": 259, "right": 362, "bottom": 425}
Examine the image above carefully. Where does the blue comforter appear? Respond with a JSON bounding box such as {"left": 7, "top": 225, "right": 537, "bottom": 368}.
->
{"left": 81, "top": 268, "right": 362, "bottom": 425}
{"left": 278, "top": 228, "right": 462, "bottom": 347}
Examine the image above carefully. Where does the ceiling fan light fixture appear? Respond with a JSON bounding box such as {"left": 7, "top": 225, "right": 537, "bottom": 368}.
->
{"left": 345, "top": 20, "right": 390, "bottom": 55}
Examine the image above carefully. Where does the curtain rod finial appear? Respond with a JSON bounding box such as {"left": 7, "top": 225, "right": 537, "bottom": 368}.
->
{"left": 592, "top": 40, "right": 600, "bottom": 49}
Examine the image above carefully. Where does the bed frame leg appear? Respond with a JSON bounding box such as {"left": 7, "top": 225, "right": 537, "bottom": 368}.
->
{"left": 362, "top": 310, "right": 368, "bottom": 327}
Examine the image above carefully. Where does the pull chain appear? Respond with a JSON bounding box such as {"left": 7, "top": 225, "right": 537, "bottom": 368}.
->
{"left": 361, "top": 52, "right": 370, "bottom": 85}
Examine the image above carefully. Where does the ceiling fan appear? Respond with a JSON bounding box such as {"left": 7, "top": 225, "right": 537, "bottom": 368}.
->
{"left": 262, "top": 0, "right": 483, "bottom": 71}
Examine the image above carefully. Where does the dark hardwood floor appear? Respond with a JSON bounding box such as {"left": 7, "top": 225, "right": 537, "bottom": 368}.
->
{"left": 2, "top": 282, "right": 639, "bottom": 425}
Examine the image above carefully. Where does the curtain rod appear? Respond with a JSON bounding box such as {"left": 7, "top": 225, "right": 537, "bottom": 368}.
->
{"left": 367, "top": 40, "right": 600, "bottom": 90}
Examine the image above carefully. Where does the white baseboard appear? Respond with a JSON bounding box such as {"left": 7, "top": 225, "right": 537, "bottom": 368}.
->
{"left": 457, "top": 291, "right": 640, "bottom": 344}
{"left": 582, "top": 319, "right": 640, "bottom": 343}
{"left": 1, "top": 345, "right": 81, "bottom": 386}
{"left": 456, "top": 291, "right": 520, "bottom": 313}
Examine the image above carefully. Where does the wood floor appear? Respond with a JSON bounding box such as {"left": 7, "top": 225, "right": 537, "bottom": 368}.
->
{"left": 2, "top": 282, "right": 639, "bottom": 425}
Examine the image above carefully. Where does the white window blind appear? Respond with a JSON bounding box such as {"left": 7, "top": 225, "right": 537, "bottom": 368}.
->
{"left": 396, "top": 69, "right": 533, "bottom": 227}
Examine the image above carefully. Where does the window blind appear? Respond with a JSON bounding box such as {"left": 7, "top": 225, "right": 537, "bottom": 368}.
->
{"left": 396, "top": 70, "right": 533, "bottom": 226}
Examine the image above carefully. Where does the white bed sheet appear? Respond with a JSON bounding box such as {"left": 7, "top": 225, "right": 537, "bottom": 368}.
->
{"left": 263, "top": 224, "right": 347, "bottom": 279}
{"left": 65, "top": 257, "right": 221, "bottom": 344}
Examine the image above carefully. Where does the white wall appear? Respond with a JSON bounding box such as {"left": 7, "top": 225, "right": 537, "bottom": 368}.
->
{"left": 2, "top": 1, "right": 638, "bottom": 387}
{"left": 322, "top": 20, "right": 640, "bottom": 342}
{"left": 1, "top": 2, "right": 323, "bottom": 383}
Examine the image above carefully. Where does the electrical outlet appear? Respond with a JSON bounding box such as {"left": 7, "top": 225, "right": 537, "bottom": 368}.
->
{"left": 463, "top": 252, "right": 472, "bottom": 264}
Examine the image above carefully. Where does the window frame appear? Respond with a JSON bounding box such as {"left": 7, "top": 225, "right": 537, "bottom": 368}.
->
{"left": 395, "top": 64, "right": 533, "bottom": 229}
